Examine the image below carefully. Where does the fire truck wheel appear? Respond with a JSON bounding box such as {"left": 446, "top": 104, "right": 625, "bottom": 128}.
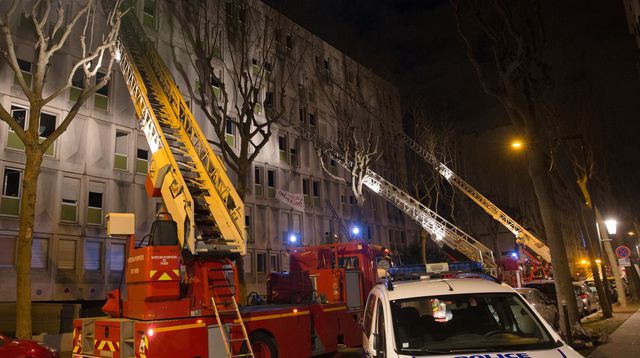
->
{"left": 242, "top": 331, "right": 278, "bottom": 358}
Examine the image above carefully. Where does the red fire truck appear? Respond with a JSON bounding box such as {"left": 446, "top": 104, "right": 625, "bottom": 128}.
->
{"left": 72, "top": 213, "right": 389, "bottom": 358}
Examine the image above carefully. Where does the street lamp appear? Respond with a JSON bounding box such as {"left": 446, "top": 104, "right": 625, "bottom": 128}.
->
{"left": 605, "top": 219, "right": 618, "bottom": 236}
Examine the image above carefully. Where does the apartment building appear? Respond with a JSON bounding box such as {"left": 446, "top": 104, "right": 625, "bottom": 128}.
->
{"left": 0, "top": 0, "right": 415, "bottom": 301}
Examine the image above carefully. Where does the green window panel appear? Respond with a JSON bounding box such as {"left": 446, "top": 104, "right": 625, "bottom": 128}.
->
{"left": 313, "top": 198, "right": 321, "bottom": 207}
{"left": 279, "top": 150, "right": 287, "bottom": 162}
{"left": 38, "top": 137, "right": 54, "bottom": 156}
{"left": 14, "top": 73, "right": 32, "bottom": 88}
{"left": 114, "top": 153, "right": 127, "bottom": 171}
{"left": 251, "top": 64, "right": 260, "bottom": 75}
{"left": 225, "top": 134, "right": 234, "bottom": 147}
{"left": 60, "top": 203, "right": 77, "bottom": 222}
{"left": 212, "top": 86, "right": 221, "bottom": 98}
{"left": 136, "top": 158, "right": 148, "bottom": 174}
{"left": 255, "top": 185, "right": 263, "bottom": 197}
{"left": 6, "top": 131, "right": 25, "bottom": 150}
{"left": 254, "top": 103, "right": 262, "bottom": 114}
{"left": 0, "top": 196, "right": 20, "bottom": 216}
{"left": 268, "top": 187, "right": 275, "bottom": 199}
{"left": 95, "top": 94, "right": 108, "bottom": 110}
{"left": 213, "top": 46, "right": 221, "bottom": 59}
{"left": 87, "top": 207, "right": 103, "bottom": 225}
{"left": 69, "top": 87, "right": 81, "bottom": 102}
{"left": 304, "top": 195, "right": 310, "bottom": 206}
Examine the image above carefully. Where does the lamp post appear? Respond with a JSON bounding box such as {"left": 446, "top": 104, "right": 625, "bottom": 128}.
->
{"left": 603, "top": 217, "right": 628, "bottom": 307}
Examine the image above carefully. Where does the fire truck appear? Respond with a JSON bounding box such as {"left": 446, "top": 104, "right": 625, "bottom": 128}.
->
{"left": 71, "top": 4, "right": 396, "bottom": 357}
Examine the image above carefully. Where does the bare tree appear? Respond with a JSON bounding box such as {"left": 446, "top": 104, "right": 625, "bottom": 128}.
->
{"left": 404, "top": 100, "right": 459, "bottom": 263}
{"left": 168, "top": 0, "right": 305, "bottom": 198}
{"left": 450, "top": 0, "right": 581, "bottom": 331}
{"left": 314, "top": 63, "right": 382, "bottom": 221}
{"left": 167, "top": 0, "right": 307, "bottom": 298}
{"left": 0, "top": 0, "right": 121, "bottom": 338}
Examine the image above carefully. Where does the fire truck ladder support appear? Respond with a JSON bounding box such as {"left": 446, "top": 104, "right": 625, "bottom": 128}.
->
{"left": 296, "top": 127, "right": 496, "bottom": 272}
{"left": 399, "top": 132, "right": 552, "bottom": 264}
{"left": 114, "top": 6, "right": 245, "bottom": 256}
{"left": 209, "top": 266, "right": 254, "bottom": 358}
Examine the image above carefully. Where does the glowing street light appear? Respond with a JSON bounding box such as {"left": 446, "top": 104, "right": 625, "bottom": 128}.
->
{"left": 580, "top": 259, "right": 588, "bottom": 265}
{"left": 605, "top": 219, "right": 618, "bottom": 235}
{"left": 351, "top": 226, "right": 361, "bottom": 236}
{"left": 511, "top": 140, "right": 523, "bottom": 150}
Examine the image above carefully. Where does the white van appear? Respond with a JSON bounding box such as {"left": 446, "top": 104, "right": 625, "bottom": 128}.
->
{"left": 362, "top": 264, "right": 582, "bottom": 358}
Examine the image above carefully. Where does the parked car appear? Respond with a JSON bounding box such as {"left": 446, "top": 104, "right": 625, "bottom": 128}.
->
{"left": 0, "top": 333, "right": 59, "bottom": 358}
{"left": 574, "top": 281, "right": 600, "bottom": 315}
{"left": 516, "top": 287, "right": 559, "bottom": 329}
{"left": 524, "top": 279, "right": 600, "bottom": 317}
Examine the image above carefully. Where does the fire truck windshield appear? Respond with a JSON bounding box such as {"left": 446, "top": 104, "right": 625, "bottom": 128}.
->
{"left": 390, "top": 292, "right": 560, "bottom": 355}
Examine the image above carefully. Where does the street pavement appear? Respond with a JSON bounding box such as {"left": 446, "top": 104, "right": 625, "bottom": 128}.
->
{"left": 588, "top": 306, "right": 640, "bottom": 357}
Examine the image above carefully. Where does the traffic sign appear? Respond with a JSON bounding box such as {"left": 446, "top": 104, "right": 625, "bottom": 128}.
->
{"left": 618, "top": 258, "right": 631, "bottom": 267}
{"left": 615, "top": 245, "right": 631, "bottom": 259}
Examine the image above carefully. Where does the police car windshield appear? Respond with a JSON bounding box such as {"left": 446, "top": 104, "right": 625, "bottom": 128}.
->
{"left": 391, "top": 292, "right": 559, "bottom": 355}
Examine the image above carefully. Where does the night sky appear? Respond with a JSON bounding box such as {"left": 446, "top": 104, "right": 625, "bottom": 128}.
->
{"left": 265, "top": 0, "right": 640, "bottom": 227}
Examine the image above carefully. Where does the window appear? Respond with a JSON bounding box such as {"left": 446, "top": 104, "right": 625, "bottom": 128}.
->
{"left": 341, "top": 194, "right": 347, "bottom": 212}
{"left": 31, "top": 238, "right": 48, "bottom": 269}
{"left": 252, "top": 88, "right": 262, "bottom": 114}
{"left": 0, "top": 237, "right": 16, "bottom": 267}
{"left": 245, "top": 206, "right": 253, "bottom": 243}
{"left": 225, "top": 117, "right": 235, "bottom": 146}
{"left": 57, "top": 239, "right": 76, "bottom": 270}
{"left": 7, "top": 106, "right": 56, "bottom": 155}
{"left": 114, "top": 131, "right": 128, "bottom": 170}
{"left": 375, "top": 299, "right": 386, "bottom": 351}
{"left": 270, "top": 254, "right": 280, "bottom": 272}
{"left": 15, "top": 58, "right": 32, "bottom": 87}
{"left": 69, "top": 70, "right": 84, "bottom": 102}
{"left": 256, "top": 252, "right": 266, "bottom": 273}
{"left": 136, "top": 148, "right": 149, "bottom": 174}
{"left": 143, "top": 0, "right": 157, "bottom": 28}
{"left": 88, "top": 182, "right": 105, "bottom": 225}
{"left": 61, "top": 177, "right": 80, "bottom": 223}
{"left": 1, "top": 168, "right": 21, "bottom": 216}
{"left": 94, "top": 72, "right": 109, "bottom": 110}
{"left": 312, "top": 180, "right": 321, "bottom": 207}
{"left": 267, "top": 169, "right": 276, "bottom": 198}
{"left": 84, "top": 241, "right": 102, "bottom": 271}
{"left": 278, "top": 134, "right": 288, "bottom": 162}
{"left": 254, "top": 166, "right": 263, "bottom": 197}
{"left": 264, "top": 92, "right": 274, "bottom": 109}
{"left": 363, "top": 295, "right": 376, "bottom": 336}
{"left": 302, "top": 178, "right": 310, "bottom": 206}
{"left": 309, "top": 112, "right": 316, "bottom": 127}
{"left": 110, "top": 243, "right": 125, "bottom": 271}
{"left": 211, "top": 71, "right": 221, "bottom": 97}
{"left": 6, "top": 106, "right": 26, "bottom": 151}
{"left": 299, "top": 107, "right": 307, "bottom": 124}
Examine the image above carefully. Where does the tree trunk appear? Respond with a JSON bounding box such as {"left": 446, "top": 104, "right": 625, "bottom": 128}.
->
{"left": 234, "top": 161, "right": 250, "bottom": 306}
{"left": 580, "top": 205, "right": 612, "bottom": 317}
{"left": 420, "top": 230, "right": 428, "bottom": 265}
{"left": 15, "top": 148, "right": 44, "bottom": 339}
{"left": 527, "top": 147, "right": 580, "bottom": 332}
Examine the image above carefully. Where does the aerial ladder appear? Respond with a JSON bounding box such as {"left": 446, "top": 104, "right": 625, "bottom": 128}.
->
{"left": 80, "top": 4, "right": 252, "bottom": 357}
{"left": 398, "top": 132, "right": 552, "bottom": 270}
{"left": 295, "top": 126, "right": 496, "bottom": 273}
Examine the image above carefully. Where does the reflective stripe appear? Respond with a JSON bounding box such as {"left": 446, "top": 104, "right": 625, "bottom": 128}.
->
{"left": 154, "top": 322, "right": 206, "bottom": 333}
{"left": 237, "top": 310, "right": 310, "bottom": 323}
{"left": 324, "top": 306, "right": 347, "bottom": 313}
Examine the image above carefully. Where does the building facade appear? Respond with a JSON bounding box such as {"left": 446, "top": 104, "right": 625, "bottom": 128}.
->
{"left": 0, "top": 0, "right": 415, "bottom": 301}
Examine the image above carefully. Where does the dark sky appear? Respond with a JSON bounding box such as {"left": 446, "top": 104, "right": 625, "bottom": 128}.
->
{"left": 265, "top": 0, "right": 640, "bottom": 222}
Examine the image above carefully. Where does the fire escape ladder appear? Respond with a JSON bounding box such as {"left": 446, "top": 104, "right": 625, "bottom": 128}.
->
{"left": 113, "top": 7, "right": 245, "bottom": 256}
{"left": 325, "top": 199, "right": 351, "bottom": 242}
{"left": 295, "top": 127, "right": 496, "bottom": 272}
{"left": 399, "top": 132, "right": 552, "bottom": 263}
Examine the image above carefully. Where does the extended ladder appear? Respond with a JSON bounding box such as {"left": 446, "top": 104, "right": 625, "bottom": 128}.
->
{"left": 296, "top": 127, "right": 496, "bottom": 271}
{"left": 209, "top": 265, "right": 254, "bottom": 358}
{"left": 114, "top": 7, "right": 245, "bottom": 256}
{"left": 399, "top": 133, "right": 552, "bottom": 263}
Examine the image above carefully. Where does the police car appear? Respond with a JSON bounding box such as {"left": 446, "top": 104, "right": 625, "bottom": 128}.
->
{"left": 362, "top": 262, "right": 582, "bottom": 358}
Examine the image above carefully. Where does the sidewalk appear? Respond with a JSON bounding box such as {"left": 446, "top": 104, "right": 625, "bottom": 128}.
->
{"left": 588, "top": 305, "right": 640, "bottom": 357}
